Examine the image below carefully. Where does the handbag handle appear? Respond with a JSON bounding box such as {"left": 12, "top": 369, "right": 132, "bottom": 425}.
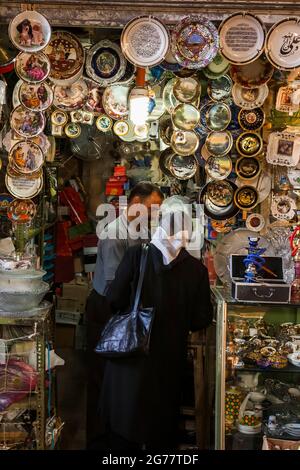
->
{"left": 133, "top": 244, "right": 149, "bottom": 312}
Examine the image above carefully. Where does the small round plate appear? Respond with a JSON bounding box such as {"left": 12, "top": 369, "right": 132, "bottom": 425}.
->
{"left": 246, "top": 213, "right": 265, "bottom": 232}
{"left": 86, "top": 40, "right": 126, "bottom": 86}
{"left": 232, "top": 83, "right": 269, "bottom": 109}
{"left": 236, "top": 156, "right": 261, "bottom": 180}
{"left": 65, "top": 122, "right": 81, "bottom": 138}
{"left": 84, "top": 78, "right": 104, "bottom": 115}
{"left": 102, "top": 84, "right": 130, "bottom": 120}
{"left": 121, "top": 16, "right": 170, "bottom": 67}
{"left": 7, "top": 198, "right": 36, "bottom": 224}
{"left": 15, "top": 51, "right": 51, "bottom": 83}
{"left": 51, "top": 109, "right": 68, "bottom": 126}
{"left": 5, "top": 174, "right": 43, "bottom": 199}
{"left": 113, "top": 120, "right": 130, "bottom": 137}
{"left": 200, "top": 180, "right": 239, "bottom": 220}
{"left": 207, "top": 74, "right": 233, "bottom": 101}
{"left": 134, "top": 123, "right": 149, "bottom": 139}
{"left": 10, "top": 105, "right": 45, "bottom": 138}
{"left": 45, "top": 31, "right": 84, "bottom": 84}
{"left": 238, "top": 107, "right": 265, "bottom": 131}
{"left": 118, "top": 120, "right": 136, "bottom": 141}
{"left": 171, "top": 16, "right": 219, "bottom": 69}
{"left": 53, "top": 79, "right": 88, "bottom": 111}
{"left": 19, "top": 81, "right": 53, "bottom": 112}
{"left": 206, "top": 102, "right": 231, "bottom": 131}
{"left": 236, "top": 131, "right": 263, "bottom": 157}
{"left": 234, "top": 185, "right": 259, "bottom": 210}
{"left": 173, "top": 77, "right": 201, "bottom": 103}
{"left": 206, "top": 131, "right": 233, "bottom": 156}
{"left": 235, "top": 171, "right": 271, "bottom": 204}
{"left": 172, "top": 103, "right": 200, "bottom": 131}
{"left": 203, "top": 52, "right": 230, "bottom": 78}
{"left": 96, "top": 114, "right": 113, "bottom": 132}
{"left": 8, "top": 11, "right": 51, "bottom": 53}
{"left": 162, "top": 78, "right": 180, "bottom": 114}
{"left": 169, "top": 154, "right": 198, "bottom": 180}
{"left": 231, "top": 56, "right": 274, "bottom": 89}
{"left": 219, "top": 13, "right": 266, "bottom": 65}
{"left": 170, "top": 129, "right": 199, "bottom": 156}
{"left": 205, "top": 155, "right": 232, "bottom": 180}
{"left": 9, "top": 140, "right": 44, "bottom": 175}
{"left": 265, "top": 18, "right": 300, "bottom": 70}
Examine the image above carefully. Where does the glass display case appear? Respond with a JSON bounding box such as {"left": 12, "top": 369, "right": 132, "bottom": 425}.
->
{"left": 212, "top": 287, "right": 300, "bottom": 450}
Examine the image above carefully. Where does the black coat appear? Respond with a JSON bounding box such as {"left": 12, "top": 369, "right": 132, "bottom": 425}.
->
{"left": 101, "top": 244, "right": 213, "bottom": 447}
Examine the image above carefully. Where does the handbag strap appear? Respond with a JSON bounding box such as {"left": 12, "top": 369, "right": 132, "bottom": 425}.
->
{"left": 133, "top": 244, "right": 149, "bottom": 312}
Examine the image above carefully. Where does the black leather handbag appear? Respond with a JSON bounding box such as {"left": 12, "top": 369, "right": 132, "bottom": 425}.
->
{"left": 94, "top": 244, "right": 155, "bottom": 358}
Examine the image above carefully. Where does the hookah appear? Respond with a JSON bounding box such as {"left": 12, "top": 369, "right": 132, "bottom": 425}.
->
{"left": 290, "top": 225, "right": 300, "bottom": 301}
{"left": 243, "top": 237, "right": 266, "bottom": 283}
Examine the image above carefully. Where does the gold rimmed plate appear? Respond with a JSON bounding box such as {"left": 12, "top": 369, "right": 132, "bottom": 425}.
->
{"left": 236, "top": 131, "right": 263, "bottom": 157}
{"left": 205, "top": 130, "right": 233, "bottom": 156}
{"left": 234, "top": 185, "right": 259, "bottom": 211}
{"left": 169, "top": 154, "right": 198, "bottom": 180}
{"left": 205, "top": 154, "right": 232, "bottom": 180}
{"left": 9, "top": 140, "right": 44, "bottom": 175}
{"left": 207, "top": 74, "right": 232, "bottom": 101}
{"left": 173, "top": 77, "right": 201, "bottom": 103}
{"left": 172, "top": 103, "right": 200, "bottom": 131}
{"left": 19, "top": 81, "right": 53, "bottom": 112}
{"left": 238, "top": 107, "right": 265, "bottom": 131}
{"left": 10, "top": 105, "right": 45, "bottom": 138}
{"left": 170, "top": 129, "right": 199, "bottom": 156}
{"left": 206, "top": 102, "right": 231, "bottom": 132}
{"left": 236, "top": 156, "right": 261, "bottom": 181}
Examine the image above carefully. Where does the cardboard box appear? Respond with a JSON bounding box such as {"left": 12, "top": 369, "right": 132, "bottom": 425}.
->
{"left": 55, "top": 324, "right": 76, "bottom": 348}
{"left": 74, "top": 256, "right": 84, "bottom": 274}
{"left": 62, "top": 279, "right": 90, "bottom": 303}
{"left": 56, "top": 296, "right": 85, "bottom": 313}
{"left": 55, "top": 309, "right": 82, "bottom": 325}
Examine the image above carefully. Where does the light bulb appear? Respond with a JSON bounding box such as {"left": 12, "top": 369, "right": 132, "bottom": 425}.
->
{"left": 129, "top": 87, "right": 149, "bottom": 126}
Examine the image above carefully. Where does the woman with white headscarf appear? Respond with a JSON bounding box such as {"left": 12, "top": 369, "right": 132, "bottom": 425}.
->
{"left": 100, "top": 201, "right": 213, "bottom": 450}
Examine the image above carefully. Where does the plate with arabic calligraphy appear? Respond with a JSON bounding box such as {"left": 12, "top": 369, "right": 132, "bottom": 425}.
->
{"left": 5, "top": 174, "right": 43, "bottom": 199}
{"left": 265, "top": 18, "right": 300, "bottom": 70}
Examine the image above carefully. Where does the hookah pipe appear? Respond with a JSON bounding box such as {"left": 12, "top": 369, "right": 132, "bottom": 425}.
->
{"left": 243, "top": 237, "right": 277, "bottom": 282}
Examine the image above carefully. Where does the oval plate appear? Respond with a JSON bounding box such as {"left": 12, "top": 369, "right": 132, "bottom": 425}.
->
{"left": 172, "top": 103, "right": 200, "bottom": 131}
{"left": 54, "top": 79, "right": 88, "bottom": 112}
{"left": 265, "top": 17, "right": 300, "bottom": 70}
{"left": 15, "top": 51, "right": 51, "bottom": 84}
{"left": 19, "top": 81, "right": 53, "bottom": 112}
{"left": 86, "top": 40, "right": 126, "bottom": 86}
{"left": 45, "top": 31, "right": 84, "bottom": 83}
{"left": 9, "top": 140, "right": 44, "bottom": 175}
{"left": 8, "top": 11, "right": 51, "bottom": 53}
{"left": 10, "top": 105, "right": 45, "bottom": 138}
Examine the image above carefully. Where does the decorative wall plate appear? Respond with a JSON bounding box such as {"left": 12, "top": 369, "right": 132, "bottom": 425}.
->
{"left": 12, "top": 79, "right": 22, "bottom": 107}
{"left": 238, "top": 107, "right": 265, "bottom": 131}
{"left": 206, "top": 102, "right": 231, "bottom": 131}
{"left": 207, "top": 179, "right": 234, "bottom": 207}
{"left": 203, "top": 52, "right": 230, "bottom": 78}
{"left": 162, "top": 78, "right": 180, "bottom": 114}
{"left": 113, "top": 120, "right": 130, "bottom": 137}
{"left": 51, "top": 109, "right": 68, "bottom": 126}
{"left": 15, "top": 51, "right": 51, "bottom": 83}
{"left": 9, "top": 141, "right": 44, "bottom": 175}
{"left": 207, "top": 74, "right": 233, "bottom": 101}
{"left": 173, "top": 77, "right": 201, "bottom": 103}
{"left": 86, "top": 40, "right": 126, "bottom": 86}
{"left": 159, "top": 147, "right": 174, "bottom": 177}
{"left": 232, "top": 83, "right": 269, "bottom": 109}
{"left": 117, "top": 60, "right": 136, "bottom": 84}
{"left": 5, "top": 174, "right": 43, "bottom": 199}
{"left": 266, "top": 131, "right": 300, "bottom": 167}
{"left": 172, "top": 103, "right": 200, "bottom": 131}
{"left": 271, "top": 195, "right": 296, "bottom": 220}
{"left": 205, "top": 155, "right": 232, "bottom": 180}
{"left": 84, "top": 78, "right": 104, "bottom": 115}
{"left": 19, "top": 81, "right": 53, "bottom": 112}
{"left": 276, "top": 86, "right": 300, "bottom": 113}
{"left": 161, "top": 47, "right": 183, "bottom": 72}
{"left": 121, "top": 16, "right": 170, "bottom": 67}
{"left": 96, "top": 114, "right": 113, "bottom": 132}
{"left": 0, "top": 194, "right": 14, "bottom": 214}
{"left": 200, "top": 180, "right": 239, "bottom": 220}
{"left": 102, "top": 84, "right": 130, "bottom": 120}
{"left": 7, "top": 198, "right": 36, "bottom": 224}
{"left": 53, "top": 79, "right": 88, "bottom": 111}
{"left": 134, "top": 123, "right": 149, "bottom": 139}
{"left": 234, "top": 185, "right": 259, "bottom": 210}
{"left": 118, "top": 120, "right": 136, "bottom": 141}
{"left": 64, "top": 122, "right": 81, "bottom": 138}
{"left": 246, "top": 213, "right": 265, "bottom": 232}
{"left": 231, "top": 56, "right": 274, "bottom": 89}
{"left": 170, "top": 129, "right": 199, "bottom": 156}
{"left": 145, "top": 65, "right": 166, "bottom": 86}
{"left": 236, "top": 131, "right": 263, "bottom": 157}
{"left": 45, "top": 31, "right": 84, "bottom": 84}
{"left": 10, "top": 105, "right": 45, "bottom": 138}
{"left": 265, "top": 18, "right": 300, "bottom": 70}
{"left": 235, "top": 171, "right": 271, "bottom": 204}
{"left": 169, "top": 154, "right": 198, "bottom": 180}
{"left": 8, "top": 11, "right": 51, "bottom": 53}
{"left": 171, "top": 16, "right": 219, "bottom": 69}
{"left": 236, "top": 156, "right": 261, "bottom": 180}
{"left": 219, "top": 13, "right": 266, "bottom": 65}
{"left": 206, "top": 130, "right": 233, "bottom": 156}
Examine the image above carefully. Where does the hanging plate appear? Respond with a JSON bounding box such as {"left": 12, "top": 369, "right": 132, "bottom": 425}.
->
{"left": 235, "top": 156, "right": 261, "bottom": 180}
{"left": 8, "top": 11, "right": 51, "bottom": 53}
{"left": 19, "top": 81, "right": 53, "bottom": 112}
{"left": 238, "top": 107, "right": 265, "bottom": 131}
{"left": 203, "top": 52, "right": 230, "bottom": 78}
{"left": 170, "top": 129, "right": 199, "bottom": 156}
{"left": 102, "top": 84, "right": 130, "bottom": 120}
{"left": 113, "top": 120, "right": 130, "bottom": 137}
{"left": 84, "top": 78, "right": 104, "bottom": 115}
{"left": 86, "top": 40, "right": 126, "bottom": 86}
{"left": 121, "top": 16, "right": 170, "bottom": 68}
{"left": 45, "top": 31, "right": 84, "bottom": 84}
{"left": 96, "top": 114, "right": 113, "bottom": 132}
{"left": 231, "top": 56, "right": 274, "bottom": 89}
{"left": 219, "top": 13, "right": 266, "bottom": 65}
{"left": 53, "top": 79, "right": 88, "bottom": 112}
{"left": 236, "top": 131, "right": 263, "bottom": 157}
{"left": 232, "top": 83, "right": 269, "bottom": 109}
{"left": 205, "top": 154, "right": 232, "bottom": 180}
{"left": 162, "top": 78, "right": 180, "bottom": 114}
{"left": 161, "top": 46, "right": 183, "bottom": 72}
{"left": 265, "top": 17, "right": 300, "bottom": 70}
{"left": 207, "top": 74, "right": 233, "bottom": 101}
{"left": 10, "top": 105, "right": 45, "bottom": 139}
{"left": 172, "top": 103, "right": 200, "bottom": 131}
{"left": 246, "top": 213, "right": 265, "bottom": 232}
{"left": 5, "top": 174, "right": 43, "bottom": 199}
{"left": 159, "top": 147, "right": 174, "bottom": 177}
{"left": 7, "top": 198, "right": 36, "bottom": 224}
{"left": 234, "top": 185, "right": 259, "bottom": 210}
{"left": 200, "top": 180, "right": 239, "bottom": 220}
{"left": 206, "top": 102, "right": 231, "bottom": 132}
{"left": 9, "top": 140, "right": 44, "bottom": 175}
{"left": 65, "top": 122, "right": 81, "bottom": 138}
{"left": 206, "top": 130, "right": 233, "bottom": 156}
{"left": 15, "top": 51, "right": 51, "bottom": 84}
{"left": 171, "top": 16, "right": 219, "bottom": 69}
{"left": 169, "top": 154, "right": 198, "bottom": 180}
{"left": 173, "top": 77, "right": 201, "bottom": 103}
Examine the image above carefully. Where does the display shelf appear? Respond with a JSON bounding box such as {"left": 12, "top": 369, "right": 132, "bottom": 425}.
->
{"left": 232, "top": 365, "right": 300, "bottom": 374}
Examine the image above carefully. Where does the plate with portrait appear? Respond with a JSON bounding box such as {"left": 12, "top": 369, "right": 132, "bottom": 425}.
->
{"left": 8, "top": 11, "right": 51, "bottom": 53}
{"left": 53, "top": 79, "right": 88, "bottom": 111}
{"left": 15, "top": 51, "right": 51, "bottom": 84}
{"left": 9, "top": 141, "right": 44, "bottom": 175}
{"left": 86, "top": 40, "right": 126, "bottom": 86}
{"left": 10, "top": 105, "right": 45, "bottom": 139}
{"left": 19, "top": 81, "right": 53, "bottom": 112}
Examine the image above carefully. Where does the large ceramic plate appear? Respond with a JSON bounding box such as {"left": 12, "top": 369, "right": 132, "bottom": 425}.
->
{"left": 121, "top": 16, "right": 170, "bottom": 67}
{"left": 214, "top": 228, "right": 275, "bottom": 284}
{"left": 219, "top": 13, "right": 266, "bottom": 65}
{"left": 265, "top": 18, "right": 300, "bottom": 70}
{"left": 232, "top": 83, "right": 269, "bottom": 109}
{"left": 231, "top": 56, "right": 274, "bottom": 89}
{"left": 102, "top": 84, "right": 130, "bottom": 120}
{"left": 171, "top": 16, "right": 219, "bottom": 69}
{"left": 10, "top": 105, "right": 45, "bottom": 138}
{"left": 9, "top": 141, "right": 44, "bottom": 175}
{"left": 84, "top": 78, "right": 104, "bottom": 115}
{"left": 86, "top": 40, "right": 126, "bottom": 86}
{"left": 53, "top": 79, "right": 88, "bottom": 111}
{"left": 5, "top": 174, "right": 43, "bottom": 199}
{"left": 19, "top": 81, "right": 53, "bottom": 112}
{"left": 45, "top": 31, "right": 84, "bottom": 84}
{"left": 169, "top": 154, "right": 198, "bottom": 180}
{"left": 172, "top": 103, "right": 200, "bottom": 131}
{"left": 8, "top": 11, "right": 51, "bottom": 53}
{"left": 15, "top": 51, "right": 51, "bottom": 84}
